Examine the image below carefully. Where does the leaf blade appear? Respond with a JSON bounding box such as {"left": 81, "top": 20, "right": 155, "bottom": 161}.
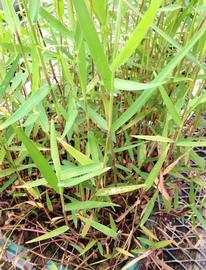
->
{"left": 59, "top": 139, "right": 94, "bottom": 165}
{"left": 26, "top": 225, "right": 69, "bottom": 243}
{"left": 79, "top": 215, "right": 117, "bottom": 238}
{"left": 73, "top": 0, "right": 112, "bottom": 91}
{"left": 59, "top": 167, "right": 110, "bottom": 188}
{"left": 14, "top": 127, "right": 59, "bottom": 193}
{"left": 39, "top": 7, "right": 73, "bottom": 39}
{"left": 95, "top": 184, "right": 145, "bottom": 196}
{"left": 64, "top": 200, "right": 118, "bottom": 211}
{"left": 141, "top": 191, "right": 159, "bottom": 226}
{"left": 0, "top": 55, "right": 19, "bottom": 99}
{"left": 111, "top": 0, "right": 162, "bottom": 71}
{"left": 112, "top": 23, "right": 206, "bottom": 131}
{"left": 0, "top": 85, "right": 50, "bottom": 130}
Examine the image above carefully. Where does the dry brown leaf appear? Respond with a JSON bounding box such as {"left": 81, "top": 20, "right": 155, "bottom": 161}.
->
{"left": 156, "top": 171, "right": 171, "bottom": 201}
{"left": 152, "top": 257, "right": 175, "bottom": 270}
{"left": 162, "top": 152, "right": 188, "bottom": 176}
{"left": 122, "top": 249, "right": 153, "bottom": 270}
{"left": 24, "top": 201, "right": 44, "bottom": 208}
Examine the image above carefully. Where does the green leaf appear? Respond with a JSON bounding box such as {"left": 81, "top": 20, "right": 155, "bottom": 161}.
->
{"left": 61, "top": 163, "right": 104, "bottom": 180}
{"left": 64, "top": 200, "right": 118, "bottom": 211}
{"left": 145, "top": 146, "right": 168, "bottom": 189}
{"left": 95, "top": 184, "right": 145, "bottom": 196}
{"left": 46, "top": 190, "right": 53, "bottom": 212}
{"left": 159, "top": 85, "right": 182, "bottom": 127}
{"left": 111, "top": 0, "right": 162, "bottom": 71}
{"left": 50, "top": 263, "right": 58, "bottom": 270}
{"left": 88, "top": 131, "right": 100, "bottom": 162}
{"left": 0, "top": 55, "right": 19, "bottom": 99}
{"left": 109, "top": 213, "right": 117, "bottom": 232}
{"left": 0, "top": 175, "right": 17, "bottom": 192}
{"left": 73, "top": 0, "right": 112, "bottom": 91}
{"left": 76, "top": 27, "right": 87, "bottom": 92}
{"left": 26, "top": 225, "right": 69, "bottom": 243}
{"left": 0, "top": 85, "right": 50, "bottom": 130}
{"left": 79, "top": 215, "right": 117, "bottom": 238}
{"left": 19, "top": 178, "right": 47, "bottom": 189}
{"left": 78, "top": 103, "right": 108, "bottom": 131}
{"left": 59, "top": 54, "right": 74, "bottom": 86}
{"left": 138, "top": 237, "right": 155, "bottom": 247}
{"left": 132, "top": 135, "right": 173, "bottom": 143}
{"left": 138, "top": 237, "right": 172, "bottom": 249}
{"left": 0, "top": 164, "right": 35, "bottom": 179}
{"left": 159, "top": 4, "right": 182, "bottom": 12}
{"left": 191, "top": 206, "right": 206, "bottom": 229}
{"left": 29, "top": 0, "right": 41, "bottom": 23}
{"left": 141, "top": 191, "right": 159, "bottom": 226}
{"left": 138, "top": 143, "right": 145, "bottom": 168}
{"left": 39, "top": 7, "right": 73, "bottom": 39}
{"left": 116, "top": 247, "right": 134, "bottom": 257}
{"left": 92, "top": 0, "right": 107, "bottom": 26}
{"left": 59, "top": 139, "right": 94, "bottom": 165}
{"left": 192, "top": 178, "right": 206, "bottom": 188}
{"left": 61, "top": 95, "right": 78, "bottom": 139}
{"left": 114, "top": 78, "right": 165, "bottom": 91}
{"left": 50, "top": 121, "right": 61, "bottom": 179}
{"left": 124, "top": 0, "right": 205, "bottom": 71}
{"left": 114, "top": 143, "right": 142, "bottom": 153}
{"left": 1, "top": 0, "right": 21, "bottom": 33}
{"left": 190, "top": 150, "right": 205, "bottom": 169}
{"left": 22, "top": 112, "right": 39, "bottom": 127}
{"left": 153, "top": 240, "right": 173, "bottom": 249}
{"left": 59, "top": 167, "right": 110, "bottom": 188}
{"left": 112, "top": 23, "right": 206, "bottom": 131}
{"left": 87, "top": 106, "right": 108, "bottom": 131}
{"left": 14, "top": 127, "right": 59, "bottom": 193}
{"left": 97, "top": 242, "right": 104, "bottom": 256}
{"left": 140, "top": 225, "right": 158, "bottom": 240}
{"left": 176, "top": 140, "right": 206, "bottom": 147}
{"left": 80, "top": 240, "right": 97, "bottom": 256}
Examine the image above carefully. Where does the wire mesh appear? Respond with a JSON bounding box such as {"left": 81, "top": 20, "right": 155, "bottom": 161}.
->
{"left": 149, "top": 147, "right": 206, "bottom": 270}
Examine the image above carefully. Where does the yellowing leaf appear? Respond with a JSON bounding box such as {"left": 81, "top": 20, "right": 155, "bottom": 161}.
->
{"left": 95, "top": 184, "right": 145, "bottom": 196}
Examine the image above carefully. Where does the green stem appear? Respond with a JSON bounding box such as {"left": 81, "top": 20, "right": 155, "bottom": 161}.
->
{"left": 6, "top": 0, "right": 31, "bottom": 75}
{"left": 21, "top": 0, "right": 61, "bottom": 116}
{"left": 60, "top": 188, "right": 69, "bottom": 227}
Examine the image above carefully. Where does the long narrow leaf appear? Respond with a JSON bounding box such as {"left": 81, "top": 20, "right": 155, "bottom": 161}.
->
{"left": 73, "top": 0, "right": 112, "bottom": 91}
{"left": 39, "top": 7, "right": 73, "bottom": 39}
{"left": 50, "top": 121, "right": 61, "bottom": 179}
{"left": 0, "top": 55, "right": 19, "bottom": 99}
{"left": 159, "top": 85, "right": 182, "bottom": 126}
{"left": 111, "top": 0, "right": 162, "bottom": 71}
{"left": 112, "top": 24, "right": 206, "bottom": 131}
{"left": 59, "top": 167, "right": 110, "bottom": 188}
{"left": 141, "top": 191, "right": 159, "bottom": 226}
{"left": 59, "top": 139, "right": 94, "bottom": 165}
{"left": 95, "top": 184, "right": 145, "bottom": 196}
{"left": 79, "top": 215, "right": 117, "bottom": 238}
{"left": 191, "top": 206, "right": 206, "bottom": 229}
{"left": 0, "top": 86, "right": 50, "bottom": 130}
{"left": 61, "top": 162, "right": 104, "bottom": 180}
{"left": 114, "top": 78, "right": 165, "bottom": 91}
{"left": 64, "top": 200, "right": 118, "bottom": 211}
{"left": 26, "top": 225, "right": 69, "bottom": 243}
{"left": 14, "top": 127, "right": 59, "bottom": 193}
{"left": 132, "top": 135, "right": 173, "bottom": 143}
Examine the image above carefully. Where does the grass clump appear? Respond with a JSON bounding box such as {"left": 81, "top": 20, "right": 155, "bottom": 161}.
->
{"left": 0, "top": 0, "right": 206, "bottom": 269}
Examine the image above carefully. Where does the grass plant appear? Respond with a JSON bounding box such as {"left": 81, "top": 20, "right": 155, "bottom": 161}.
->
{"left": 0, "top": 0, "right": 206, "bottom": 269}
